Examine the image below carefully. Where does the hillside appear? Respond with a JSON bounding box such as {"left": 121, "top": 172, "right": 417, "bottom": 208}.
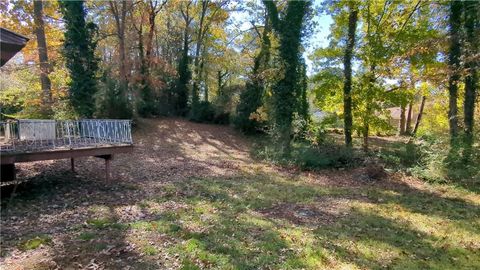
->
{"left": 1, "top": 118, "right": 479, "bottom": 269}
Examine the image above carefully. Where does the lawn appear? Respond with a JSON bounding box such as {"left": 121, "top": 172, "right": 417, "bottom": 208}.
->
{"left": 1, "top": 119, "right": 479, "bottom": 269}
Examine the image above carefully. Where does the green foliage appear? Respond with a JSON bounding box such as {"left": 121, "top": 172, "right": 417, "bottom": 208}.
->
{"left": 376, "top": 136, "right": 480, "bottom": 190}
{"left": 212, "top": 84, "right": 242, "bottom": 125}
{"left": 253, "top": 136, "right": 361, "bottom": 170}
{"left": 311, "top": 67, "right": 344, "bottom": 113}
{"left": 264, "top": 0, "right": 311, "bottom": 154}
{"left": 95, "top": 71, "right": 133, "bottom": 119}
{"left": 137, "top": 84, "right": 156, "bottom": 117}
{"left": 294, "top": 60, "right": 310, "bottom": 135}
{"left": 352, "top": 74, "right": 395, "bottom": 136}
{"left": 59, "top": 0, "right": 98, "bottom": 118}
{"left": 189, "top": 101, "right": 215, "bottom": 123}
{"left": 234, "top": 81, "right": 266, "bottom": 133}
{"left": 0, "top": 67, "right": 43, "bottom": 119}
{"left": 175, "top": 52, "right": 191, "bottom": 116}
{"left": 0, "top": 65, "right": 74, "bottom": 120}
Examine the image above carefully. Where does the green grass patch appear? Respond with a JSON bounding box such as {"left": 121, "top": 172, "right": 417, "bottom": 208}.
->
{"left": 19, "top": 235, "right": 52, "bottom": 250}
{"left": 78, "top": 231, "right": 96, "bottom": 241}
{"left": 142, "top": 244, "right": 158, "bottom": 256}
{"left": 86, "top": 218, "right": 126, "bottom": 230}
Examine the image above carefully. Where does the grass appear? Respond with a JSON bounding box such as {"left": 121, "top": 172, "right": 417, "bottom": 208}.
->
{"left": 143, "top": 244, "right": 158, "bottom": 256}
{"left": 3, "top": 123, "right": 478, "bottom": 269}
{"left": 19, "top": 235, "right": 52, "bottom": 251}
{"left": 99, "top": 172, "right": 479, "bottom": 269}
{"left": 78, "top": 232, "right": 96, "bottom": 241}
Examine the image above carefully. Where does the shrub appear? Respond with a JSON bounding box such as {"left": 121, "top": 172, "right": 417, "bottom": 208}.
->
{"left": 95, "top": 71, "right": 133, "bottom": 119}
{"left": 376, "top": 135, "right": 479, "bottom": 188}
{"left": 252, "top": 137, "right": 362, "bottom": 170}
{"left": 234, "top": 82, "right": 265, "bottom": 133}
{"left": 189, "top": 101, "right": 215, "bottom": 123}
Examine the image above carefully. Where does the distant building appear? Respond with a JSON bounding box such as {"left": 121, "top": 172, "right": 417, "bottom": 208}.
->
{"left": 386, "top": 107, "right": 418, "bottom": 130}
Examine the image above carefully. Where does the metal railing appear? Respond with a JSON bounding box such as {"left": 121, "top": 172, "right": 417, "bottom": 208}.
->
{"left": 0, "top": 119, "right": 132, "bottom": 153}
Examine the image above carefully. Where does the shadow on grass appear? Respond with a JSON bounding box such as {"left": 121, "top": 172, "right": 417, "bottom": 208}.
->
{"left": 153, "top": 172, "right": 480, "bottom": 269}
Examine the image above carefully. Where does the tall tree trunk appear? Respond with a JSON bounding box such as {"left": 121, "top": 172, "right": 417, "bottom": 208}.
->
{"left": 146, "top": 0, "right": 166, "bottom": 69}
{"left": 146, "top": 2, "right": 156, "bottom": 70}
{"left": 362, "top": 122, "right": 369, "bottom": 152}
{"left": 448, "top": 0, "right": 462, "bottom": 142}
{"left": 343, "top": 4, "right": 358, "bottom": 147}
{"left": 362, "top": 64, "right": 376, "bottom": 151}
{"left": 137, "top": 18, "right": 147, "bottom": 84}
{"left": 413, "top": 96, "right": 426, "bottom": 135}
{"left": 33, "top": 0, "right": 52, "bottom": 110}
{"left": 192, "top": 0, "right": 208, "bottom": 108}
{"left": 264, "top": 0, "right": 309, "bottom": 155}
{"left": 406, "top": 101, "right": 413, "bottom": 134}
{"left": 463, "top": 0, "right": 478, "bottom": 142}
{"left": 399, "top": 104, "right": 406, "bottom": 135}
{"left": 109, "top": 0, "right": 128, "bottom": 86}
{"left": 176, "top": 0, "right": 193, "bottom": 115}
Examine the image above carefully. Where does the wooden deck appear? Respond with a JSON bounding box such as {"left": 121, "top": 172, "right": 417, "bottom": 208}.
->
{"left": 0, "top": 145, "right": 133, "bottom": 182}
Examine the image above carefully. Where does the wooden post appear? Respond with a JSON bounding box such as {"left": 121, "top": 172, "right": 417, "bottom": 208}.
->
{"left": 70, "top": 158, "right": 75, "bottom": 173}
{"left": 94, "top": 154, "right": 113, "bottom": 181}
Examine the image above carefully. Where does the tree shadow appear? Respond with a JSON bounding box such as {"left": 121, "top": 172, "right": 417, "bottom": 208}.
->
{"left": 312, "top": 208, "right": 478, "bottom": 269}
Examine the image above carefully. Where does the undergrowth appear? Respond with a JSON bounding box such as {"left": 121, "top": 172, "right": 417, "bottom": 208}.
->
{"left": 252, "top": 133, "right": 479, "bottom": 192}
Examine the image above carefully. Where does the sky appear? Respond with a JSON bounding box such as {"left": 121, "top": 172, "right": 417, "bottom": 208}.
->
{"left": 305, "top": 6, "right": 333, "bottom": 75}
{"left": 229, "top": 0, "right": 333, "bottom": 75}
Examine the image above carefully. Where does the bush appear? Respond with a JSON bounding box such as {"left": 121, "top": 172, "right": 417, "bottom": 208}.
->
{"left": 189, "top": 101, "right": 215, "bottom": 123}
{"left": 252, "top": 137, "right": 362, "bottom": 170}
{"left": 376, "top": 135, "right": 480, "bottom": 188}
{"left": 96, "top": 72, "right": 133, "bottom": 119}
{"left": 137, "top": 84, "right": 157, "bottom": 117}
{"left": 234, "top": 82, "right": 265, "bottom": 133}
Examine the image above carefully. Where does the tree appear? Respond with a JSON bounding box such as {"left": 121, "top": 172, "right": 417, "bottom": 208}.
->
{"left": 342, "top": 2, "right": 358, "bottom": 147}
{"left": 190, "top": 0, "right": 228, "bottom": 118}
{"left": 463, "top": 0, "right": 479, "bottom": 145}
{"left": 33, "top": 0, "right": 52, "bottom": 113}
{"left": 235, "top": 11, "right": 271, "bottom": 133}
{"left": 59, "top": 0, "right": 98, "bottom": 118}
{"left": 134, "top": 0, "right": 167, "bottom": 117}
{"left": 109, "top": 0, "right": 131, "bottom": 87}
{"left": 175, "top": 0, "right": 193, "bottom": 116}
{"left": 263, "top": 0, "right": 310, "bottom": 154}
{"left": 447, "top": 0, "right": 462, "bottom": 142}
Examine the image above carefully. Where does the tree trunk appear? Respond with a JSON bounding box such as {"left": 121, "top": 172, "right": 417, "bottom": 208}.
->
{"left": 463, "top": 0, "right": 478, "bottom": 141}
{"left": 264, "top": 0, "right": 309, "bottom": 155}
{"left": 192, "top": 0, "right": 208, "bottom": 108}
{"left": 343, "top": 5, "right": 358, "bottom": 147}
{"left": 406, "top": 101, "right": 413, "bottom": 135}
{"left": 399, "top": 104, "right": 406, "bottom": 135}
{"left": 176, "top": 0, "right": 193, "bottom": 115}
{"left": 33, "top": 0, "right": 52, "bottom": 110}
{"left": 413, "top": 96, "right": 426, "bottom": 135}
{"left": 109, "top": 0, "right": 128, "bottom": 87}
{"left": 448, "top": 0, "right": 462, "bottom": 142}
{"left": 362, "top": 64, "right": 376, "bottom": 151}
{"left": 146, "top": 0, "right": 165, "bottom": 70}
{"left": 363, "top": 123, "right": 369, "bottom": 152}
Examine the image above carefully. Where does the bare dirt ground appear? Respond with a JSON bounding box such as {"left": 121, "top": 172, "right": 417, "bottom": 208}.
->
{"left": 1, "top": 118, "right": 478, "bottom": 270}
